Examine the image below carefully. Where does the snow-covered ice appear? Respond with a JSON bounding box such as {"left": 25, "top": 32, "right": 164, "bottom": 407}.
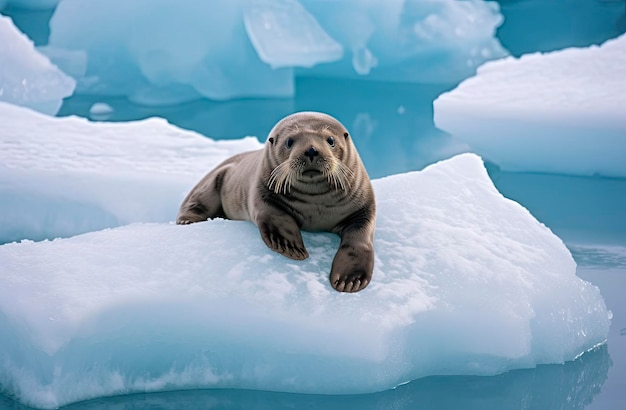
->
{"left": 43, "top": 0, "right": 507, "bottom": 105}
{"left": 0, "top": 102, "right": 262, "bottom": 244}
{"left": 433, "top": 33, "right": 626, "bottom": 177}
{"left": 0, "top": 102, "right": 611, "bottom": 409}
{"left": 0, "top": 14, "right": 75, "bottom": 115}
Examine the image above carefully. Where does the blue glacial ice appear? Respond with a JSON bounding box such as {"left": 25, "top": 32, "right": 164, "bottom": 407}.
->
{"left": 434, "top": 32, "right": 626, "bottom": 178}
{"left": 243, "top": 0, "right": 343, "bottom": 68}
{"left": 0, "top": 102, "right": 611, "bottom": 409}
{"left": 301, "top": 0, "right": 507, "bottom": 80}
{"left": 42, "top": 0, "right": 507, "bottom": 105}
{"left": 0, "top": 13, "right": 74, "bottom": 114}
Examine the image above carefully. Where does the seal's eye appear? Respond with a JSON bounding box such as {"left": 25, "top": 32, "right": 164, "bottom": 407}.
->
{"left": 285, "top": 138, "right": 294, "bottom": 149}
{"left": 327, "top": 137, "right": 335, "bottom": 147}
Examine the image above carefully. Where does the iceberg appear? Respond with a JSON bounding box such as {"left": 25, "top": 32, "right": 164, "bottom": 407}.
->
{"left": 43, "top": 0, "right": 507, "bottom": 105}
{"left": 0, "top": 14, "right": 75, "bottom": 115}
{"left": 302, "top": 0, "right": 508, "bottom": 81}
{"left": 46, "top": 0, "right": 295, "bottom": 104}
{"left": 433, "top": 33, "right": 626, "bottom": 178}
{"left": 0, "top": 103, "right": 610, "bottom": 410}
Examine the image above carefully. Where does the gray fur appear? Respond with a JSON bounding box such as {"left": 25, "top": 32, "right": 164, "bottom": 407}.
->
{"left": 177, "top": 112, "right": 376, "bottom": 292}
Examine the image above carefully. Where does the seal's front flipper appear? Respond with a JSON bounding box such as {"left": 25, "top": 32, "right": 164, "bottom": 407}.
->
{"left": 330, "top": 217, "right": 375, "bottom": 292}
{"left": 330, "top": 241, "right": 374, "bottom": 292}
{"left": 257, "top": 214, "right": 308, "bottom": 260}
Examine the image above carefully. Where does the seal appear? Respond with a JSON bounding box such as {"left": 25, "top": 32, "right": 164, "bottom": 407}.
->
{"left": 177, "top": 112, "right": 376, "bottom": 293}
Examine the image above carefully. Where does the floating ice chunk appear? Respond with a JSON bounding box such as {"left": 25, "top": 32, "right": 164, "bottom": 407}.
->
{"left": 88, "top": 102, "right": 113, "bottom": 120}
{"left": 88, "top": 102, "right": 112, "bottom": 115}
{"left": 0, "top": 14, "right": 75, "bottom": 115}
{"left": 0, "top": 152, "right": 610, "bottom": 409}
{"left": 0, "top": 101, "right": 263, "bottom": 243}
{"left": 243, "top": 0, "right": 343, "bottom": 68}
{"left": 433, "top": 33, "right": 626, "bottom": 177}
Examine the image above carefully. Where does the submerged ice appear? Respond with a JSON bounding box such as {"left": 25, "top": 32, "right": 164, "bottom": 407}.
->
{"left": 0, "top": 103, "right": 611, "bottom": 409}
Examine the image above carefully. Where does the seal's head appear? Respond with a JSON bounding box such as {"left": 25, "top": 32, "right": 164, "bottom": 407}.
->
{"left": 265, "top": 112, "right": 356, "bottom": 194}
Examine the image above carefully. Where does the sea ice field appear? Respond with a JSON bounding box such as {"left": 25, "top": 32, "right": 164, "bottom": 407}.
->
{"left": 1, "top": 0, "right": 625, "bottom": 409}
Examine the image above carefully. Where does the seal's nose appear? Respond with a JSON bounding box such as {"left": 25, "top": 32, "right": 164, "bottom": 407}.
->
{"left": 304, "top": 147, "right": 319, "bottom": 161}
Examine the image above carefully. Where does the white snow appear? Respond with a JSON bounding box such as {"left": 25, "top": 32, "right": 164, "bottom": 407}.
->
{"left": 42, "top": 0, "right": 506, "bottom": 105}
{"left": 433, "top": 33, "right": 626, "bottom": 177}
{"left": 0, "top": 102, "right": 611, "bottom": 409}
{"left": 0, "top": 14, "right": 75, "bottom": 115}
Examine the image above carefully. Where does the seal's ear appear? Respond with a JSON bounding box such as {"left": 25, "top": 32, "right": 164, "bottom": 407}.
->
{"left": 268, "top": 137, "right": 274, "bottom": 145}
{"left": 344, "top": 132, "right": 349, "bottom": 139}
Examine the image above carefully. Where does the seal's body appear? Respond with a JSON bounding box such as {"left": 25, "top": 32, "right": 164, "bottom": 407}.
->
{"left": 177, "top": 112, "right": 376, "bottom": 293}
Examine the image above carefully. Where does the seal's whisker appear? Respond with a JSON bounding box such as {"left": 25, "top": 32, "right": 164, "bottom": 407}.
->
{"left": 337, "top": 162, "right": 354, "bottom": 189}
{"left": 268, "top": 161, "right": 290, "bottom": 194}
{"left": 269, "top": 160, "right": 308, "bottom": 194}
{"left": 322, "top": 159, "right": 354, "bottom": 191}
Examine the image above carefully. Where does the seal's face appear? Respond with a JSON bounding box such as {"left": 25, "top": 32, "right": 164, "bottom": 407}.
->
{"left": 265, "top": 113, "right": 355, "bottom": 194}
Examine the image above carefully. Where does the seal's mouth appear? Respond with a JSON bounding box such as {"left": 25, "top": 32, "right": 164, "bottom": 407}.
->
{"left": 268, "top": 158, "right": 354, "bottom": 194}
{"left": 302, "top": 169, "right": 322, "bottom": 177}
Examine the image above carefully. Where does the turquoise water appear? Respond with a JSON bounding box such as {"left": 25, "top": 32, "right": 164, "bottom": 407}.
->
{"left": 2, "top": 1, "right": 625, "bottom": 408}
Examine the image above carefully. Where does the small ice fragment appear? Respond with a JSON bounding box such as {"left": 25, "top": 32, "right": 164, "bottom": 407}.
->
{"left": 89, "top": 102, "right": 113, "bottom": 120}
